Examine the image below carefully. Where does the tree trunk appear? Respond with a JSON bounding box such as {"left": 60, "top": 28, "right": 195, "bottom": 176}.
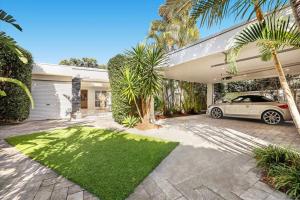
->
{"left": 290, "top": 0, "right": 300, "bottom": 30}
{"left": 254, "top": 2, "right": 264, "bottom": 22}
{"left": 272, "top": 51, "right": 300, "bottom": 134}
{"left": 141, "top": 97, "right": 151, "bottom": 124}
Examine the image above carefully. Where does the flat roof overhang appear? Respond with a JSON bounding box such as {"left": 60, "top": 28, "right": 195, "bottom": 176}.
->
{"left": 162, "top": 7, "right": 300, "bottom": 83}
{"left": 163, "top": 46, "right": 300, "bottom": 83}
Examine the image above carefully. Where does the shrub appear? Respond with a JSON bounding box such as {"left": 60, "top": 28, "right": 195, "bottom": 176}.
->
{"left": 254, "top": 145, "right": 300, "bottom": 199}
{"left": 0, "top": 46, "right": 33, "bottom": 122}
{"left": 269, "top": 165, "right": 300, "bottom": 199}
{"left": 107, "top": 54, "right": 132, "bottom": 124}
{"left": 122, "top": 115, "right": 139, "bottom": 128}
{"left": 254, "top": 145, "right": 300, "bottom": 169}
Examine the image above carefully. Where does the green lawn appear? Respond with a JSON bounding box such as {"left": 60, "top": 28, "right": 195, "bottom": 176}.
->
{"left": 6, "top": 126, "right": 178, "bottom": 200}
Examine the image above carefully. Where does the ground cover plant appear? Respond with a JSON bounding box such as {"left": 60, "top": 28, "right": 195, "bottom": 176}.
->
{"left": 6, "top": 126, "right": 178, "bottom": 200}
{"left": 254, "top": 145, "right": 300, "bottom": 199}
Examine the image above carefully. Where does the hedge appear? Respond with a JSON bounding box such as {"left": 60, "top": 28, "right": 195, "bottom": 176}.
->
{"left": 0, "top": 46, "right": 33, "bottom": 122}
{"left": 107, "top": 54, "right": 132, "bottom": 124}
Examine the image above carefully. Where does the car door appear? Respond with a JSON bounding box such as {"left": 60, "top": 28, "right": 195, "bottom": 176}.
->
{"left": 225, "top": 97, "right": 252, "bottom": 116}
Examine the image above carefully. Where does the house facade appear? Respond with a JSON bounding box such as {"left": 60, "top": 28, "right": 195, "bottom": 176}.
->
{"left": 29, "top": 63, "right": 110, "bottom": 120}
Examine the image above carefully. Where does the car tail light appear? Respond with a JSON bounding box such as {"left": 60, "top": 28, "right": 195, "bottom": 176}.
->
{"left": 278, "top": 104, "right": 288, "bottom": 109}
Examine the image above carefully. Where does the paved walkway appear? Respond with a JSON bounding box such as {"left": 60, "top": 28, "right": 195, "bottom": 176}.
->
{"left": 1, "top": 113, "right": 299, "bottom": 200}
{"left": 0, "top": 140, "right": 98, "bottom": 200}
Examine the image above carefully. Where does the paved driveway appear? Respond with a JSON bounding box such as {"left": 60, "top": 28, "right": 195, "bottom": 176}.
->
{"left": 1, "top": 113, "right": 299, "bottom": 200}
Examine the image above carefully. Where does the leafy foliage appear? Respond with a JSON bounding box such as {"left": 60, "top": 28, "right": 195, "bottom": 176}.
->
{"left": 107, "top": 54, "right": 132, "bottom": 124}
{"left": 254, "top": 145, "right": 300, "bottom": 168}
{"left": 0, "top": 10, "right": 26, "bottom": 62}
{"left": 269, "top": 165, "right": 300, "bottom": 199}
{"left": 162, "top": 0, "right": 286, "bottom": 27}
{"left": 0, "top": 47, "right": 33, "bottom": 122}
{"left": 59, "top": 57, "right": 106, "bottom": 69}
{"left": 122, "top": 44, "right": 166, "bottom": 124}
{"left": 122, "top": 115, "right": 140, "bottom": 128}
{"left": 228, "top": 15, "right": 300, "bottom": 74}
{"left": 254, "top": 145, "right": 300, "bottom": 199}
{"left": 0, "top": 10, "right": 22, "bottom": 31}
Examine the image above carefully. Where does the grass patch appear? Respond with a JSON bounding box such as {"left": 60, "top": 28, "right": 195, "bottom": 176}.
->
{"left": 254, "top": 145, "right": 300, "bottom": 199}
{"left": 6, "top": 126, "right": 178, "bottom": 200}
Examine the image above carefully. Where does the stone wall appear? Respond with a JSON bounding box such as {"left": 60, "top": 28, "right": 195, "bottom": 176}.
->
{"left": 72, "top": 77, "right": 81, "bottom": 115}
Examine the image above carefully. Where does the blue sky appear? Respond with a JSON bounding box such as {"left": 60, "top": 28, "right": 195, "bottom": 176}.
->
{"left": 2, "top": 0, "right": 244, "bottom": 65}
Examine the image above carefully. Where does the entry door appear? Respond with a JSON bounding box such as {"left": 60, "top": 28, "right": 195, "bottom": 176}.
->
{"left": 81, "top": 90, "right": 88, "bottom": 109}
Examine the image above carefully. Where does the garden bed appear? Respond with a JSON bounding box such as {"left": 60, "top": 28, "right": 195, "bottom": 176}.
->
{"left": 254, "top": 145, "right": 300, "bottom": 200}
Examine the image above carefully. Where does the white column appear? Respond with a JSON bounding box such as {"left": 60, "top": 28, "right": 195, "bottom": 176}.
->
{"left": 207, "top": 83, "right": 214, "bottom": 108}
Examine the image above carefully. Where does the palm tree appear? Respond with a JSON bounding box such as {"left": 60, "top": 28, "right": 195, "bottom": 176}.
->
{"left": 121, "top": 44, "right": 166, "bottom": 126}
{"left": 228, "top": 16, "right": 300, "bottom": 133}
{"left": 161, "top": 0, "right": 286, "bottom": 25}
{"left": 0, "top": 10, "right": 33, "bottom": 108}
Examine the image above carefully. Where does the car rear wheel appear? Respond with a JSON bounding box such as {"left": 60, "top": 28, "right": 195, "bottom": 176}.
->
{"left": 262, "top": 110, "right": 282, "bottom": 125}
{"left": 211, "top": 107, "right": 223, "bottom": 119}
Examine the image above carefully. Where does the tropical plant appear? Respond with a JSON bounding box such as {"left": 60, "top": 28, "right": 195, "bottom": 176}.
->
{"left": 149, "top": 5, "right": 200, "bottom": 116}
{"left": 228, "top": 16, "right": 300, "bottom": 133}
{"left": 121, "top": 44, "right": 166, "bottom": 125}
{"left": 0, "top": 10, "right": 26, "bottom": 61}
{"left": 0, "top": 10, "right": 33, "bottom": 108}
{"left": 148, "top": 9, "right": 199, "bottom": 51}
{"left": 161, "top": 0, "right": 286, "bottom": 26}
{"left": 269, "top": 165, "right": 300, "bottom": 199}
{"left": 122, "top": 115, "right": 140, "bottom": 128}
{"left": 254, "top": 145, "right": 300, "bottom": 199}
{"left": 254, "top": 145, "right": 300, "bottom": 168}
{"left": 120, "top": 66, "right": 142, "bottom": 119}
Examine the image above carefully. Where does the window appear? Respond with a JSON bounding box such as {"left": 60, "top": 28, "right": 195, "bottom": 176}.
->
{"left": 95, "top": 91, "right": 108, "bottom": 108}
{"left": 232, "top": 96, "right": 244, "bottom": 103}
{"left": 250, "top": 96, "right": 273, "bottom": 102}
{"left": 95, "top": 91, "right": 100, "bottom": 107}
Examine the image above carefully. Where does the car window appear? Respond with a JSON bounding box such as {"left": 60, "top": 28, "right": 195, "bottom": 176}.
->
{"left": 232, "top": 97, "right": 244, "bottom": 102}
{"left": 250, "top": 96, "right": 273, "bottom": 102}
{"left": 242, "top": 97, "right": 251, "bottom": 102}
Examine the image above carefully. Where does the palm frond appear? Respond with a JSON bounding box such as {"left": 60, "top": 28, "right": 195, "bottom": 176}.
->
{"left": 0, "top": 10, "right": 22, "bottom": 31}
{"left": 190, "top": 0, "right": 287, "bottom": 27}
{"left": 0, "top": 32, "right": 28, "bottom": 63}
{"left": 0, "top": 77, "right": 34, "bottom": 108}
{"left": 227, "top": 16, "right": 300, "bottom": 74}
{"left": 190, "top": 0, "right": 231, "bottom": 27}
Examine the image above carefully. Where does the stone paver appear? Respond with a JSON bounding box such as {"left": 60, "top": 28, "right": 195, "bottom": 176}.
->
{"left": 0, "top": 140, "right": 99, "bottom": 200}
{"left": 1, "top": 113, "right": 299, "bottom": 200}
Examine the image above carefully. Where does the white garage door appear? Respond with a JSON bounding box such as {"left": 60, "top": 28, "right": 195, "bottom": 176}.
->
{"left": 29, "top": 80, "right": 72, "bottom": 120}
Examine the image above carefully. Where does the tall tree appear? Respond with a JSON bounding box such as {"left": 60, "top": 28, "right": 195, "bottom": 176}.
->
{"left": 228, "top": 16, "right": 300, "bottom": 133}
{"left": 0, "top": 10, "right": 33, "bottom": 108}
{"left": 59, "top": 57, "right": 106, "bottom": 69}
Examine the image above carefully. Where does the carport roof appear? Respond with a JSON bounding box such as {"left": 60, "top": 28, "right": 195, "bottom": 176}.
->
{"left": 163, "top": 7, "right": 300, "bottom": 83}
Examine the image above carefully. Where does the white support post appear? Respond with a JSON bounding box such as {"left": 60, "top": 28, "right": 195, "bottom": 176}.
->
{"left": 207, "top": 83, "right": 214, "bottom": 108}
